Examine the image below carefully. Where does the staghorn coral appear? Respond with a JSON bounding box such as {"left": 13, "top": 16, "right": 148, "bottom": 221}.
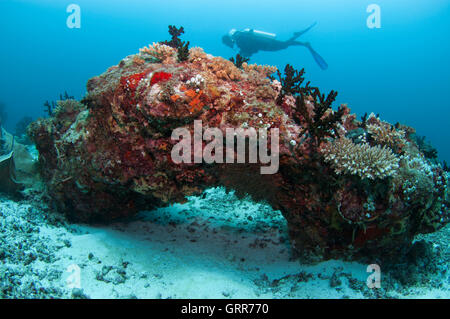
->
{"left": 320, "top": 136, "right": 400, "bottom": 179}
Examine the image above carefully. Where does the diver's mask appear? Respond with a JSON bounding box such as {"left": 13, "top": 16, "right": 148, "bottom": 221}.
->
{"left": 222, "top": 29, "right": 237, "bottom": 48}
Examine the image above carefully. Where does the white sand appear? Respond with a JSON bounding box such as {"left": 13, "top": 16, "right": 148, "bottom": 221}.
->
{"left": 1, "top": 187, "right": 448, "bottom": 298}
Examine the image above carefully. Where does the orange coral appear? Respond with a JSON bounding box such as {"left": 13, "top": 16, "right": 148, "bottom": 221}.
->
{"left": 184, "top": 89, "right": 205, "bottom": 113}
{"left": 170, "top": 94, "right": 180, "bottom": 103}
{"left": 184, "top": 89, "right": 197, "bottom": 98}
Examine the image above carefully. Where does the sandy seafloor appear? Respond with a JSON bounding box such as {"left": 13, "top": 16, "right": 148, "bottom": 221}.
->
{"left": 0, "top": 186, "right": 449, "bottom": 299}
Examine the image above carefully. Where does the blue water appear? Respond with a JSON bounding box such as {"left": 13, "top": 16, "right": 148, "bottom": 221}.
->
{"left": 1, "top": 0, "right": 449, "bottom": 161}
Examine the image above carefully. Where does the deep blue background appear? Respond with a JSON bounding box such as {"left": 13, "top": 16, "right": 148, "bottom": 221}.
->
{"left": 1, "top": 0, "right": 449, "bottom": 161}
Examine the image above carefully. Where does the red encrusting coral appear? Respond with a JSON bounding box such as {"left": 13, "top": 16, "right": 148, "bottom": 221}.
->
{"left": 120, "top": 72, "right": 147, "bottom": 95}
{"left": 118, "top": 71, "right": 148, "bottom": 110}
{"left": 150, "top": 71, "right": 172, "bottom": 86}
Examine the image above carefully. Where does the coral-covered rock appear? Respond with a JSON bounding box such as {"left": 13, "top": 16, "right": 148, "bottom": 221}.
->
{"left": 28, "top": 47, "right": 449, "bottom": 262}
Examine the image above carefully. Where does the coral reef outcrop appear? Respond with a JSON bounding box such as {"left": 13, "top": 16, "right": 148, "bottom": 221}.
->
{"left": 28, "top": 44, "right": 449, "bottom": 262}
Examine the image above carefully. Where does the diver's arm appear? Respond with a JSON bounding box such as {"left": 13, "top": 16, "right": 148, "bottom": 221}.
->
{"left": 234, "top": 33, "right": 257, "bottom": 57}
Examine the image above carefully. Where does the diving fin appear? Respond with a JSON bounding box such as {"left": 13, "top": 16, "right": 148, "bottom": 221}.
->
{"left": 306, "top": 44, "right": 328, "bottom": 70}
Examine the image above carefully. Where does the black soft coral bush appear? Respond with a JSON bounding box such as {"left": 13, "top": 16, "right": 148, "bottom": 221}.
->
{"left": 229, "top": 54, "right": 250, "bottom": 69}
{"left": 160, "top": 25, "right": 190, "bottom": 62}
{"left": 273, "top": 64, "right": 343, "bottom": 146}
{"left": 160, "top": 25, "right": 185, "bottom": 49}
{"left": 295, "top": 88, "right": 343, "bottom": 146}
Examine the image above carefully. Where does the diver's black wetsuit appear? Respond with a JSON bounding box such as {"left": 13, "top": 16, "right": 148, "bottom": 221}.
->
{"left": 223, "top": 23, "right": 328, "bottom": 70}
{"left": 232, "top": 30, "right": 306, "bottom": 57}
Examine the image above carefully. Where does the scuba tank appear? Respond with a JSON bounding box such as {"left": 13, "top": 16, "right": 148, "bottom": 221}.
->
{"left": 242, "top": 28, "right": 277, "bottom": 39}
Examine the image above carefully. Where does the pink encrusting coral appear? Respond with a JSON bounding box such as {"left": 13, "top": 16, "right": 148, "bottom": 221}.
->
{"left": 28, "top": 44, "right": 449, "bottom": 262}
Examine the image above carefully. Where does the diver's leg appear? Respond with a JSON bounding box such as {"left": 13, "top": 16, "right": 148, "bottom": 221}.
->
{"left": 288, "top": 22, "right": 317, "bottom": 42}
{"left": 291, "top": 41, "right": 328, "bottom": 70}
{"left": 289, "top": 40, "right": 313, "bottom": 50}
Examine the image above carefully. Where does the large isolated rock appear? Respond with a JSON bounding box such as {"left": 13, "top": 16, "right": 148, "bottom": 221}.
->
{"left": 28, "top": 45, "right": 449, "bottom": 262}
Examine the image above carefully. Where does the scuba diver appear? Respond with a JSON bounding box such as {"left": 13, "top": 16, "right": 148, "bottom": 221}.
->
{"left": 222, "top": 22, "right": 328, "bottom": 70}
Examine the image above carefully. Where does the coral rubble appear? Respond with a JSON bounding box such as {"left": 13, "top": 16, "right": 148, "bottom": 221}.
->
{"left": 28, "top": 43, "right": 449, "bottom": 262}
